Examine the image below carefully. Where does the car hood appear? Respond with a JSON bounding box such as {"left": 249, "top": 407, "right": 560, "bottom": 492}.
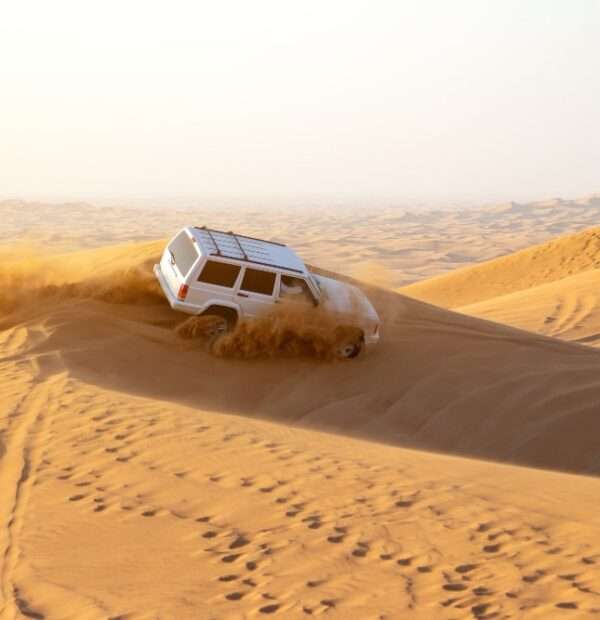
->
{"left": 312, "top": 274, "right": 379, "bottom": 325}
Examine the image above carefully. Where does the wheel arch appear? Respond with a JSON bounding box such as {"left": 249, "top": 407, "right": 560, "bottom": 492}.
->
{"left": 199, "top": 302, "right": 240, "bottom": 325}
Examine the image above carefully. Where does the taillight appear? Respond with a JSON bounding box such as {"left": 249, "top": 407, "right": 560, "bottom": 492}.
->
{"left": 177, "top": 284, "right": 189, "bottom": 301}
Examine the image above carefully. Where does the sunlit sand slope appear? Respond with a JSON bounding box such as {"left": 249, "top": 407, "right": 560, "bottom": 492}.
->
{"left": 401, "top": 227, "right": 600, "bottom": 308}
{"left": 459, "top": 268, "right": 600, "bottom": 348}
{"left": 3, "top": 241, "right": 600, "bottom": 474}
{"left": 3, "top": 352, "right": 600, "bottom": 619}
{"left": 3, "top": 241, "right": 600, "bottom": 618}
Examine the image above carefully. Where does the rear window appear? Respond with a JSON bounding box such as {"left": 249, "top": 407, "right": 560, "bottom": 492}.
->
{"left": 240, "top": 268, "right": 276, "bottom": 296}
{"left": 198, "top": 260, "right": 241, "bottom": 287}
{"left": 169, "top": 232, "right": 198, "bottom": 276}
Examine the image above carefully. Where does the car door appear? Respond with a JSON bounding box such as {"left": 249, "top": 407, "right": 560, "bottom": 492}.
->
{"left": 188, "top": 258, "right": 242, "bottom": 310}
{"left": 236, "top": 267, "right": 277, "bottom": 317}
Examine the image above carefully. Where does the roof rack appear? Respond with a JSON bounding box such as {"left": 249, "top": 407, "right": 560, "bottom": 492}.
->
{"left": 227, "top": 229, "right": 249, "bottom": 262}
{"left": 201, "top": 227, "right": 222, "bottom": 256}
{"left": 194, "top": 226, "right": 286, "bottom": 247}
{"left": 192, "top": 226, "right": 305, "bottom": 275}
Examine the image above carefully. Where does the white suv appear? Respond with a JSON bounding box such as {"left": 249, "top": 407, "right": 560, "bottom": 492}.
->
{"left": 154, "top": 226, "right": 380, "bottom": 358}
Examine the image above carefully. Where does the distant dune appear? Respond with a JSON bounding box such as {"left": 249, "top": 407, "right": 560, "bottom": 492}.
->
{"left": 401, "top": 225, "right": 600, "bottom": 350}
{"left": 3, "top": 194, "right": 600, "bottom": 288}
{"left": 401, "top": 227, "right": 600, "bottom": 308}
{"left": 459, "top": 268, "right": 600, "bottom": 347}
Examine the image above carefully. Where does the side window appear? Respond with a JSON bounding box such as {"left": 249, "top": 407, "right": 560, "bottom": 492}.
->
{"left": 198, "top": 260, "right": 241, "bottom": 287}
{"left": 240, "top": 268, "right": 276, "bottom": 296}
{"left": 280, "top": 276, "right": 314, "bottom": 303}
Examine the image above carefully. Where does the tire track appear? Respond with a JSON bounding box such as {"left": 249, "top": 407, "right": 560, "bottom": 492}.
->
{"left": 0, "top": 367, "right": 65, "bottom": 620}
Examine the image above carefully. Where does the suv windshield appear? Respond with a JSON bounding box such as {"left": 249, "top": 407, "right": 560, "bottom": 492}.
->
{"left": 169, "top": 232, "right": 199, "bottom": 276}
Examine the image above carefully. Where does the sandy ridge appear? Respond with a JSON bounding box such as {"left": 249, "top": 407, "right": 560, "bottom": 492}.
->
{"left": 401, "top": 227, "right": 600, "bottom": 308}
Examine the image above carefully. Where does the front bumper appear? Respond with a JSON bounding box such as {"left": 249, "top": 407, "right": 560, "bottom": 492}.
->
{"left": 363, "top": 330, "right": 380, "bottom": 348}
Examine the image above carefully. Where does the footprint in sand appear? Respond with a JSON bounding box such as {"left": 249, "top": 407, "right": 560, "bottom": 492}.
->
{"left": 582, "top": 556, "right": 597, "bottom": 565}
{"left": 218, "top": 574, "right": 238, "bottom": 582}
{"left": 443, "top": 583, "right": 468, "bottom": 592}
{"left": 303, "top": 515, "right": 322, "bottom": 530}
{"left": 482, "top": 544, "right": 501, "bottom": 553}
{"left": 327, "top": 534, "right": 344, "bottom": 544}
{"left": 522, "top": 570, "right": 545, "bottom": 583}
{"left": 472, "top": 603, "right": 492, "bottom": 617}
{"left": 455, "top": 563, "right": 478, "bottom": 574}
{"left": 259, "top": 604, "right": 280, "bottom": 614}
{"left": 352, "top": 542, "right": 369, "bottom": 558}
{"left": 285, "top": 503, "right": 305, "bottom": 517}
{"left": 229, "top": 535, "right": 250, "bottom": 549}
{"left": 556, "top": 602, "right": 578, "bottom": 610}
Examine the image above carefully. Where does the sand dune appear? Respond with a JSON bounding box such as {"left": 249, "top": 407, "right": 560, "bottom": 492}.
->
{"left": 401, "top": 227, "right": 600, "bottom": 308}
{"left": 400, "top": 226, "right": 600, "bottom": 349}
{"left": 4, "top": 362, "right": 600, "bottom": 619}
{"left": 3, "top": 240, "right": 600, "bottom": 618}
{"left": 459, "top": 268, "right": 600, "bottom": 348}
{"left": 4, "top": 241, "right": 600, "bottom": 473}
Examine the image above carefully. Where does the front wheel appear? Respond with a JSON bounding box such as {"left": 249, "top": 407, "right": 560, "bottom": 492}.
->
{"left": 334, "top": 327, "right": 364, "bottom": 360}
{"left": 336, "top": 341, "right": 362, "bottom": 359}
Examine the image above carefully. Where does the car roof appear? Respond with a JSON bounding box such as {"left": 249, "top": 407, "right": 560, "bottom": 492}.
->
{"left": 188, "top": 226, "right": 309, "bottom": 276}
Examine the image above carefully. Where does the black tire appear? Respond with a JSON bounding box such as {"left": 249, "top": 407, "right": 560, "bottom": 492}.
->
{"left": 336, "top": 340, "right": 362, "bottom": 359}
{"left": 200, "top": 306, "right": 238, "bottom": 337}
{"left": 334, "top": 327, "right": 364, "bottom": 360}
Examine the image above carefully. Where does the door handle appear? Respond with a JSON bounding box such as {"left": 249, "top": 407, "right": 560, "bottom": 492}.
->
{"left": 237, "top": 292, "right": 249, "bottom": 298}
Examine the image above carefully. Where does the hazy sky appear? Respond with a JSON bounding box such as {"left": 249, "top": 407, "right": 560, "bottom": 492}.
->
{"left": 1, "top": 0, "right": 599, "bottom": 206}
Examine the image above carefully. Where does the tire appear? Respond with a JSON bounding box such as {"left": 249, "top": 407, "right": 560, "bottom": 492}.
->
{"left": 334, "top": 327, "right": 364, "bottom": 360}
{"left": 200, "top": 306, "right": 238, "bottom": 337}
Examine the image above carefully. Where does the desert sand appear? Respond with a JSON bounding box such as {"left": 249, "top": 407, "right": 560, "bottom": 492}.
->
{"left": 3, "top": 199, "right": 600, "bottom": 618}
{"left": 401, "top": 227, "right": 600, "bottom": 348}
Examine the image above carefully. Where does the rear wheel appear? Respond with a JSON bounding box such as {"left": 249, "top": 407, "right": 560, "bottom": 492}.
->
{"left": 175, "top": 307, "right": 238, "bottom": 340}
{"left": 200, "top": 306, "right": 238, "bottom": 338}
